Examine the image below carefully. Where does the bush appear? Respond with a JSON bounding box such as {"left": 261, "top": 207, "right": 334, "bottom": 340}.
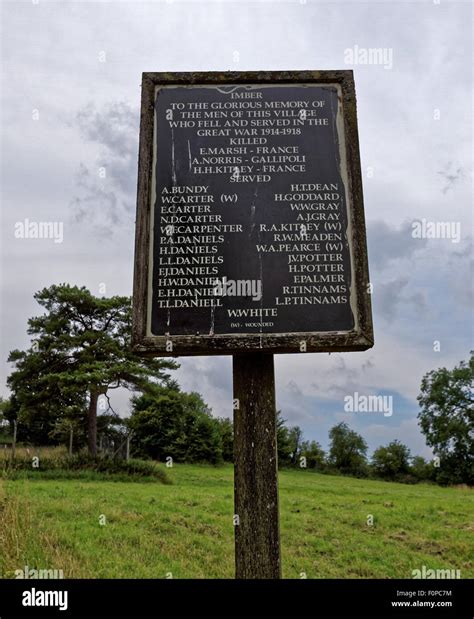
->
{"left": 130, "top": 390, "right": 223, "bottom": 464}
{"left": 372, "top": 440, "right": 411, "bottom": 480}
{"left": 2, "top": 453, "right": 171, "bottom": 483}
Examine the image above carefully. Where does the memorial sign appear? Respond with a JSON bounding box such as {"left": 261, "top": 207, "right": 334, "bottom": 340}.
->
{"left": 132, "top": 70, "right": 374, "bottom": 580}
{"left": 132, "top": 71, "right": 373, "bottom": 356}
{"left": 133, "top": 71, "right": 373, "bottom": 355}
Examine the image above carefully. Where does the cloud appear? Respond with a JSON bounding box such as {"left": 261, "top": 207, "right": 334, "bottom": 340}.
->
{"left": 286, "top": 380, "right": 303, "bottom": 398}
{"left": 437, "top": 162, "right": 466, "bottom": 195}
{"left": 71, "top": 163, "right": 121, "bottom": 227}
{"left": 70, "top": 102, "right": 139, "bottom": 232}
{"left": 315, "top": 355, "right": 361, "bottom": 398}
{"left": 176, "top": 357, "right": 232, "bottom": 419}
{"left": 367, "top": 220, "right": 427, "bottom": 272}
{"left": 375, "top": 277, "right": 428, "bottom": 323}
{"left": 76, "top": 102, "right": 138, "bottom": 157}
{"left": 362, "top": 359, "right": 375, "bottom": 372}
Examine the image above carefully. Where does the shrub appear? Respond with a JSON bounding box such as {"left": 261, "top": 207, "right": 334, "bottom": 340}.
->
{"left": 1, "top": 453, "right": 170, "bottom": 483}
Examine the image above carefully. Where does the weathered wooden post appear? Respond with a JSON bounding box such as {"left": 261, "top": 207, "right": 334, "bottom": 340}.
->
{"left": 233, "top": 353, "right": 280, "bottom": 578}
{"left": 11, "top": 419, "right": 17, "bottom": 460}
{"left": 69, "top": 425, "right": 74, "bottom": 456}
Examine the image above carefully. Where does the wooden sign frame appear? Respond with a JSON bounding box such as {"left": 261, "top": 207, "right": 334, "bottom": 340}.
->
{"left": 132, "top": 70, "right": 373, "bottom": 357}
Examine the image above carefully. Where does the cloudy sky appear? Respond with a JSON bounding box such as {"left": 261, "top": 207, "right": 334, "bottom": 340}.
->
{"left": 1, "top": 0, "right": 472, "bottom": 458}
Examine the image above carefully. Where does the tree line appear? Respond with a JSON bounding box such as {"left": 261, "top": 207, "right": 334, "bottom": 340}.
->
{"left": 277, "top": 418, "right": 443, "bottom": 484}
{"left": 1, "top": 284, "right": 472, "bottom": 486}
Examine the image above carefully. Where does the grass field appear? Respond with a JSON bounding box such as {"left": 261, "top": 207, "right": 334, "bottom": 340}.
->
{"left": 1, "top": 464, "right": 472, "bottom": 579}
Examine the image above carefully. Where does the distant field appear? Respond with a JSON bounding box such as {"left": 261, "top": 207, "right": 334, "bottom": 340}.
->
{"left": 1, "top": 464, "right": 472, "bottom": 579}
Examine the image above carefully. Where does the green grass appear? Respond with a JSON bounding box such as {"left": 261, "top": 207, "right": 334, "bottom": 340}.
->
{"left": 1, "top": 464, "right": 472, "bottom": 579}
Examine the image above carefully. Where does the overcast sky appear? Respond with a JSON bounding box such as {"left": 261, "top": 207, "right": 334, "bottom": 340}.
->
{"left": 1, "top": 0, "right": 472, "bottom": 457}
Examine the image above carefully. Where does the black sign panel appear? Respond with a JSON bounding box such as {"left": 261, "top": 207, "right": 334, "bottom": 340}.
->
{"left": 133, "top": 72, "right": 373, "bottom": 356}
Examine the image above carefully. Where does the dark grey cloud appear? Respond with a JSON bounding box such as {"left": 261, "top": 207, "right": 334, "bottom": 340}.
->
{"left": 311, "top": 355, "right": 361, "bottom": 398}
{"left": 70, "top": 102, "right": 139, "bottom": 232}
{"left": 376, "top": 277, "right": 408, "bottom": 322}
{"left": 71, "top": 163, "right": 120, "bottom": 225}
{"left": 285, "top": 380, "right": 303, "bottom": 398}
{"left": 375, "top": 277, "right": 428, "bottom": 323}
{"left": 76, "top": 102, "right": 138, "bottom": 157}
{"left": 367, "top": 220, "right": 427, "bottom": 272}
{"left": 362, "top": 358, "right": 375, "bottom": 372}
{"left": 437, "top": 162, "right": 466, "bottom": 195}
{"left": 446, "top": 239, "right": 474, "bottom": 308}
{"left": 451, "top": 240, "right": 472, "bottom": 260}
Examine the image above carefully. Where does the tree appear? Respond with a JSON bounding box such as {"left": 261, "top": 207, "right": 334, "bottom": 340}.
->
{"left": 96, "top": 413, "right": 129, "bottom": 452}
{"left": 186, "top": 413, "right": 223, "bottom": 464}
{"left": 129, "top": 387, "right": 223, "bottom": 464}
{"left": 6, "top": 352, "right": 87, "bottom": 446}
{"left": 276, "top": 413, "right": 317, "bottom": 468}
{"left": 7, "top": 284, "right": 177, "bottom": 455}
{"left": 288, "top": 426, "right": 304, "bottom": 466}
{"left": 49, "top": 414, "right": 86, "bottom": 451}
{"left": 372, "top": 440, "right": 411, "bottom": 480}
{"left": 48, "top": 411, "right": 129, "bottom": 454}
{"left": 328, "top": 422, "right": 368, "bottom": 476}
{"left": 300, "top": 440, "right": 326, "bottom": 470}
{"left": 0, "top": 397, "right": 11, "bottom": 441}
{"left": 129, "top": 390, "right": 184, "bottom": 460}
{"left": 216, "top": 417, "right": 233, "bottom": 462}
{"left": 410, "top": 456, "right": 435, "bottom": 482}
{"left": 417, "top": 353, "right": 473, "bottom": 484}
{"left": 276, "top": 411, "right": 293, "bottom": 467}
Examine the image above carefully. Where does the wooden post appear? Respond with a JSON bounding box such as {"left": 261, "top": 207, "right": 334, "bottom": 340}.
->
{"left": 12, "top": 419, "right": 17, "bottom": 460}
{"left": 126, "top": 434, "right": 131, "bottom": 461}
{"left": 69, "top": 425, "right": 73, "bottom": 456}
{"left": 233, "top": 353, "right": 281, "bottom": 579}
{"left": 87, "top": 391, "right": 98, "bottom": 457}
